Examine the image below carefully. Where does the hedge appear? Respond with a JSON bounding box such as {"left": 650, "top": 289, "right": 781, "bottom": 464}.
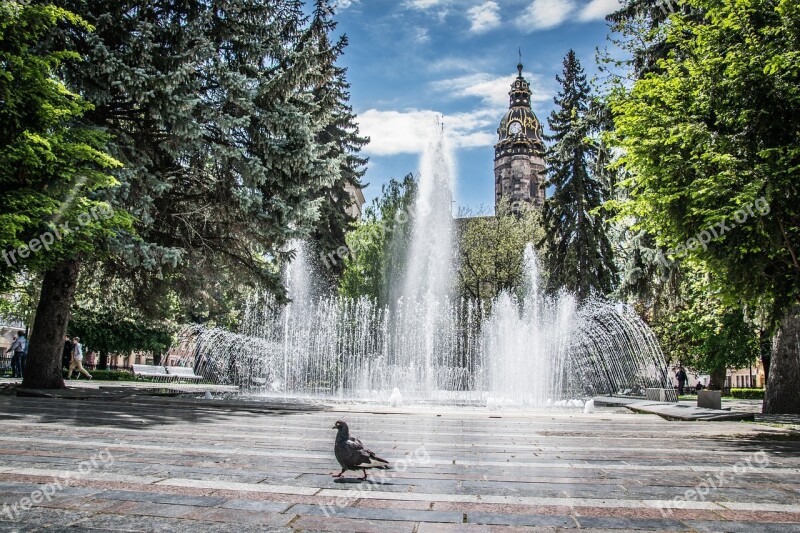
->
{"left": 65, "top": 369, "right": 137, "bottom": 381}
{"left": 730, "top": 388, "right": 765, "bottom": 399}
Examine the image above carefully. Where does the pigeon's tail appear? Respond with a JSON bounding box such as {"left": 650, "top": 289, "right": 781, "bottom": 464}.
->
{"left": 364, "top": 455, "right": 390, "bottom": 469}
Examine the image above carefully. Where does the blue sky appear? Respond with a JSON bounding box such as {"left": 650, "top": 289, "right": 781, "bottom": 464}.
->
{"left": 331, "top": 0, "right": 623, "bottom": 213}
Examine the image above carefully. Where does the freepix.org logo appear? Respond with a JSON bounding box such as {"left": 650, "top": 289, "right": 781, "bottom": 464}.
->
{"left": 2, "top": 204, "right": 114, "bottom": 268}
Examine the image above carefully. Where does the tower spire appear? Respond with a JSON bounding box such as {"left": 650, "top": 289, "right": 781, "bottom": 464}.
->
{"left": 517, "top": 48, "right": 523, "bottom": 77}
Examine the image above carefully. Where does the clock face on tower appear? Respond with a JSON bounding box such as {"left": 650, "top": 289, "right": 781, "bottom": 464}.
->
{"left": 508, "top": 121, "right": 523, "bottom": 136}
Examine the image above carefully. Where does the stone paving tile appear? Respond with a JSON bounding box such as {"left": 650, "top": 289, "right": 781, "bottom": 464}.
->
{"left": 219, "top": 498, "right": 293, "bottom": 513}
{"left": 686, "top": 519, "right": 800, "bottom": 532}
{"left": 575, "top": 516, "right": 690, "bottom": 530}
{"left": 417, "top": 523, "right": 558, "bottom": 532}
{"left": 467, "top": 511, "right": 576, "bottom": 527}
{"left": 288, "top": 514, "right": 416, "bottom": 533}
{"left": 286, "top": 503, "right": 464, "bottom": 523}
{"left": 72, "top": 512, "right": 290, "bottom": 532}
{"left": 93, "top": 489, "right": 226, "bottom": 507}
{"left": 192, "top": 507, "right": 293, "bottom": 527}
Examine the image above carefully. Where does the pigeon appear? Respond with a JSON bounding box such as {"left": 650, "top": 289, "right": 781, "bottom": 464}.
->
{"left": 331, "top": 420, "right": 389, "bottom": 480}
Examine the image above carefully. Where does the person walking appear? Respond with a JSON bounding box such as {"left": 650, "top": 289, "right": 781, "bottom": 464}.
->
{"left": 66, "top": 337, "right": 92, "bottom": 380}
{"left": 676, "top": 366, "right": 688, "bottom": 396}
{"left": 62, "top": 335, "right": 74, "bottom": 371}
{"left": 6, "top": 331, "right": 27, "bottom": 379}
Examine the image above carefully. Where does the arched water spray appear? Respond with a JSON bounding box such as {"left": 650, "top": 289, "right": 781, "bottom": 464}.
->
{"left": 171, "top": 130, "right": 671, "bottom": 404}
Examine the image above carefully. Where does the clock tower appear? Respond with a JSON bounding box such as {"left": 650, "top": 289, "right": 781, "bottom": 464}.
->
{"left": 494, "top": 63, "right": 546, "bottom": 210}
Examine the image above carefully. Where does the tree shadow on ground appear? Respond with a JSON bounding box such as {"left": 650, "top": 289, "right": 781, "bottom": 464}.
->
{"left": 0, "top": 387, "right": 327, "bottom": 430}
{"left": 708, "top": 431, "right": 800, "bottom": 457}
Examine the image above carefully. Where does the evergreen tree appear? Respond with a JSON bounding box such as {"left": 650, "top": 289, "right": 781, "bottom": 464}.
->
{"left": 540, "top": 50, "right": 616, "bottom": 302}
{"left": 309, "top": 29, "right": 369, "bottom": 288}
{"left": 21, "top": 0, "right": 358, "bottom": 388}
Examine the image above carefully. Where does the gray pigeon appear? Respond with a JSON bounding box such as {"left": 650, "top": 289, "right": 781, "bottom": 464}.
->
{"left": 331, "top": 420, "right": 389, "bottom": 480}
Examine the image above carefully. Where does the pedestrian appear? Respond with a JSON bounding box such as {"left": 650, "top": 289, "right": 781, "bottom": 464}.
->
{"left": 62, "top": 335, "right": 73, "bottom": 371}
{"left": 676, "top": 366, "right": 688, "bottom": 396}
{"left": 5, "top": 331, "right": 27, "bottom": 379}
{"left": 66, "top": 337, "right": 92, "bottom": 380}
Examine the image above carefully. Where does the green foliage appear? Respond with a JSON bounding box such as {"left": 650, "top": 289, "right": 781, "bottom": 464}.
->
{"left": 70, "top": 308, "right": 174, "bottom": 362}
{"left": 541, "top": 50, "right": 617, "bottom": 301}
{"left": 0, "top": 2, "right": 128, "bottom": 287}
{"left": 730, "top": 388, "right": 765, "bottom": 399}
{"left": 457, "top": 201, "right": 545, "bottom": 303}
{"left": 339, "top": 175, "right": 416, "bottom": 305}
{"left": 653, "top": 265, "right": 758, "bottom": 380}
{"left": 77, "top": 369, "right": 136, "bottom": 381}
{"left": 611, "top": 0, "right": 800, "bottom": 326}
{"left": 309, "top": 31, "right": 369, "bottom": 286}
{"left": 48, "top": 0, "right": 361, "bottom": 315}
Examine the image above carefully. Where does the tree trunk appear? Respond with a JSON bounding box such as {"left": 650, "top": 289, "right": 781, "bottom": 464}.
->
{"left": 763, "top": 307, "right": 800, "bottom": 414}
{"left": 22, "top": 258, "right": 81, "bottom": 389}
{"left": 99, "top": 349, "right": 109, "bottom": 370}
{"left": 708, "top": 366, "right": 727, "bottom": 391}
{"left": 759, "top": 327, "right": 771, "bottom": 385}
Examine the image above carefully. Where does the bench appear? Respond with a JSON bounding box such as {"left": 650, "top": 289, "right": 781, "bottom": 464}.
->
{"left": 132, "top": 364, "right": 170, "bottom": 381}
{"left": 645, "top": 387, "right": 678, "bottom": 403}
{"left": 166, "top": 366, "right": 203, "bottom": 381}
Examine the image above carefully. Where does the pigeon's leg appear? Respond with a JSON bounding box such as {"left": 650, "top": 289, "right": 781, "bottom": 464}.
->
{"left": 359, "top": 469, "right": 368, "bottom": 481}
{"left": 331, "top": 469, "right": 345, "bottom": 478}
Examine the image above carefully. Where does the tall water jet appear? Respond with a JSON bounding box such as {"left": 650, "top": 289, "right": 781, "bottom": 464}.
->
{"left": 395, "top": 123, "right": 457, "bottom": 394}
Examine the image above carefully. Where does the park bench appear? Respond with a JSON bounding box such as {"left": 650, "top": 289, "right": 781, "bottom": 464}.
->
{"left": 645, "top": 387, "right": 678, "bottom": 403}
{"left": 166, "top": 366, "right": 203, "bottom": 381}
{"left": 132, "top": 364, "right": 170, "bottom": 381}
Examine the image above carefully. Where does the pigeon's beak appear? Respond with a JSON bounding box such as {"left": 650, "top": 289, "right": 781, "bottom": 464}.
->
{"left": 331, "top": 425, "right": 337, "bottom": 429}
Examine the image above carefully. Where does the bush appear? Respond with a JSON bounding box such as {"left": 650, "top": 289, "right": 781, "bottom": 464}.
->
{"left": 68, "top": 369, "right": 137, "bottom": 381}
{"left": 730, "top": 388, "right": 765, "bottom": 399}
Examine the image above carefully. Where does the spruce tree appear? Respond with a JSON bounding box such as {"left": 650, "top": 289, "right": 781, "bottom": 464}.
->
{"left": 22, "top": 0, "right": 360, "bottom": 387}
{"left": 540, "top": 50, "right": 616, "bottom": 302}
{"left": 308, "top": 27, "right": 369, "bottom": 288}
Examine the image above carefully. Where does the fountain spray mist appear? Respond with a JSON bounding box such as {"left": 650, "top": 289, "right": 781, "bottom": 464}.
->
{"left": 172, "top": 128, "right": 672, "bottom": 404}
{"left": 397, "top": 124, "right": 456, "bottom": 393}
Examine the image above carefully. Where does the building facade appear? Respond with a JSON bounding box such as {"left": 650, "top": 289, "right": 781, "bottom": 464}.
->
{"left": 494, "top": 63, "right": 546, "bottom": 210}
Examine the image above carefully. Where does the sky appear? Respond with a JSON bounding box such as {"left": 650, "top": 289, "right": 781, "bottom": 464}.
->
{"left": 330, "top": 0, "right": 624, "bottom": 214}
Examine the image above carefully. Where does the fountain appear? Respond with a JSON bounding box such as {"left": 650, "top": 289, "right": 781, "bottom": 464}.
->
{"left": 172, "top": 125, "right": 670, "bottom": 404}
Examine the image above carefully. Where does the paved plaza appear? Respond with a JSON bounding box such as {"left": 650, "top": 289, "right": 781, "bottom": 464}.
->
{"left": 1, "top": 383, "right": 799, "bottom": 532}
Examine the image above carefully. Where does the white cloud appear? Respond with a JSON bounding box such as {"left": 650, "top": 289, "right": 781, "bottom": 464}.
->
{"left": 404, "top": 0, "right": 449, "bottom": 9}
{"left": 357, "top": 108, "right": 500, "bottom": 156}
{"left": 517, "top": 0, "right": 576, "bottom": 31}
{"left": 578, "top": 0, "right": 622, "bottom": 20}
{"left": 333, "top": 0, "right": 359, "bottom": 9}
{"left": 431, "top": 72, "right": 550, "bottom": 109}
{"left": 467, "top": 1, "right": 501, "bottom": 33}
{"left": 414, "top": 27, "right": 431, "bottom": 43}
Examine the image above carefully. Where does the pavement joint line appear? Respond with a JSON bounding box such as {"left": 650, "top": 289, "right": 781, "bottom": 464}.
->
{"left": 0, "top": 437, "right": 792, "bottom": 474}
{"left": 1, "top": 428, "right": 761, "bottom": 456}
{"left": 313, "top": 489, "right": 733, "bottom": 510}
{"left": 154, "top": 477, "right": 320, "bottom": 495}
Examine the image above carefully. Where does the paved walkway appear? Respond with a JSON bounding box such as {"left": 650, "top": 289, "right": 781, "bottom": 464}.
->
{"left": 0, "top": 383, "right": 799, "bottom": 532}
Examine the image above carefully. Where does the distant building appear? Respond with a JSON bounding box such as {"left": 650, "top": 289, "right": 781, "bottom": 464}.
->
{"left": 494, "top": 63, "right": 547, "bottom": 210}
{"left": 344, "top": 182, "right": 366, "bottom": 219}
